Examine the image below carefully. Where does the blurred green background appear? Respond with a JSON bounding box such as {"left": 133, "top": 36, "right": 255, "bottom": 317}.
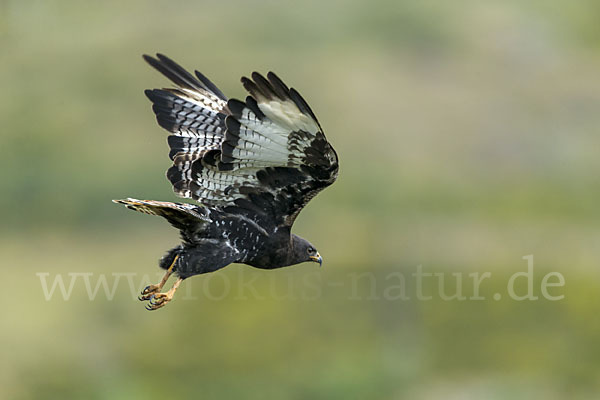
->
{"left": 2, "top": 0, "right": 600, "bottom": 398}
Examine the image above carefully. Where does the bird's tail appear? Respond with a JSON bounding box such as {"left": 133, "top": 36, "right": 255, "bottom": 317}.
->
{"left": 112, "top": 198, "right": 210, "bottom": 229}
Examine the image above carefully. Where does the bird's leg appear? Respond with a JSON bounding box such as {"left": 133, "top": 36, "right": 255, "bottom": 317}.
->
{"left": 138, "top": 254, "right": 179, "bottom": 301}
{"left": 145, "top": 277, "right": 183, "bottom": 311}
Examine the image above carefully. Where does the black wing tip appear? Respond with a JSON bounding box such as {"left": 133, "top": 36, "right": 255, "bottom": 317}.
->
{"left": 266, "top": 71, "right": 289, "bottom": 100}
{"left": 251, "top": 72, "right": 276, "bottom": 100}
{"left": 241, "top": 76, "right": 262, "bottom": 98}
{"left": 227, "top": 98, "right": 246, "bottom": 118}
{"left": 195, "top": 70, "right": 228, "bottom": 101}
{"left": 243, "top": 71, "right": 295, "bottom": 104}
{"left": 152, "top": 53, "right": 179, "bottom": 67}
{"left": 288, "top": 87, "right": 320, "bottom": 126}
{"left": 155, "top": 115, "right": 177, "bottom": 133}
{"left": 250, "top": 71, "right": 260, "bottom": 79}
{"left": 142, "top": 53, "right": 174, "bottom": 67}
{"left": 251, "top": 71, "right": 266, "bottom": 82}
{"left": 143, "top": 53, "right": 202, "bottom": 91}
{"left": 243, "top": 70, "right": 321, "bottom": 126}
{"left": 220, "top": 140, "right": 237, "bottom": 164}
{"left": 166, "top": 164, "right": 184, "bottom": 185}
{"left": 245, "top": 96, "right": 266, "bottom": 120}
{"left": 144, "top": 53, "right": 227, "bottom": 102}
{"left": 224, "top": 115, "right": 241, "bottom": 132}
{"left": 227, "top": 97, "right": 266, "bottom": 121}
{"left": 145, "top": 88, "right": 174, "bottom": 104}
{"left": 142, "top": 53, "right": 163, "bottom": 69}
{"left": 144, "top": 88, "right": 157, "bottom": 101}
{"left": 167, "top": 135, "right": 185, "bottom": 160}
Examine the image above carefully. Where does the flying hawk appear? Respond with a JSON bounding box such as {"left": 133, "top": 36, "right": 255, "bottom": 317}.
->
{"left": 114, "top": 54, "right": 339, "bottom": 310}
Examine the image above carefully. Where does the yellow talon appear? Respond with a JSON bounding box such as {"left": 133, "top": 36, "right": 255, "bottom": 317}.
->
{"left": 138, "top": 254, "right": 180, "bottom": 302}
{"left": 145, "top": 278, "right": 183, "bottom": 311}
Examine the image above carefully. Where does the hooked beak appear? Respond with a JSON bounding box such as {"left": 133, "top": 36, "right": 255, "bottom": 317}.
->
{"left": 310, "top": 252, "right": 323, "bottom": 267}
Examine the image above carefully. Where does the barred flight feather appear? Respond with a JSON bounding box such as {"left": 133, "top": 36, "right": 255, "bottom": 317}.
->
{"left": 112, "top": 198, "right": 211, "bottom": 230}
{"left": 142, "top": 54, "right": 338, "bottom": 228}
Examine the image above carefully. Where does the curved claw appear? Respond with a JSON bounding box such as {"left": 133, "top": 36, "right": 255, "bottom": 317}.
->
{"left": 145, "top": 297, "right": 169, "bottom": 310}
{"left": 150, "top": 293, "right": 166, "bottom": 305}
{"left": 141, "top": 284, "right": 159, "bottom": 295}
{"left": 140, "top": 277, "right": 182, "bottom": 311}
{"left": 138, "top": 290, "right": 158, "bottom": 301}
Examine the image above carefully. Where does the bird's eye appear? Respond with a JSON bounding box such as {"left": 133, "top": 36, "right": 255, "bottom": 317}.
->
{"left": 307, "top": 247, "right": 314, "bottom": 254}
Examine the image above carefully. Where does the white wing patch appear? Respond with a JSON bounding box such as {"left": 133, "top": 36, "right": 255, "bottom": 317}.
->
{"left": 257, "top": 98, "right": 320, "bottom": 135}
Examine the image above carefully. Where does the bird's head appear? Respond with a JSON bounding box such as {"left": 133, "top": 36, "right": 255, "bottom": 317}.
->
{"left": 291, "top": 234, "right": 322, "bottom": 267}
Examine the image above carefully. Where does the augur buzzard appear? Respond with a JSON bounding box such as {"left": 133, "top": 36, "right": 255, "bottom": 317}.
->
{"left": 114, "top": 54, "right": 339, "bottom": 310}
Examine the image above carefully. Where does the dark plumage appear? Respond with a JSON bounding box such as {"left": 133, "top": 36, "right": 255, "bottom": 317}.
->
{"left": 114, "top": 54, "right": 338, "bottom": 310}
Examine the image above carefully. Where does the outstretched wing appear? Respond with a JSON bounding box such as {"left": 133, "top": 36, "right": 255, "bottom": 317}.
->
{"left": 144, "top": 54, "right": 338, "bottom": 231}
{"left": 217, "top": 72, "right": 339, "bottom": 228}
{"left": 143, "top": 54, "right": 228, "bottom": 199}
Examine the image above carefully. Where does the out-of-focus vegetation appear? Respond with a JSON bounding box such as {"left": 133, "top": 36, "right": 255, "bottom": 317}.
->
{"left": 2, "top": 0, "right": 600, "bottom": 398}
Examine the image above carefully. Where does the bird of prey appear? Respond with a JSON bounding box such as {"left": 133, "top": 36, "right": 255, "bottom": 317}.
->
{"left": 114, "top": 54, "right": 339, "bottom": 310}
